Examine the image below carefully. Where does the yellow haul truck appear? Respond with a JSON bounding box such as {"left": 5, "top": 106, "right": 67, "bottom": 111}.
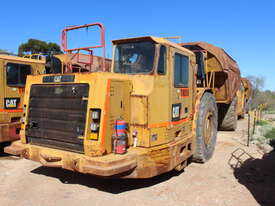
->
{"left": 6, "top": 36, "right": 240, "bottom": 178}
{"left": 236, "top": 81, "right": 246, "bottom": 119}
{"left": 236, "top": 77, "right": 252, "bottom": 118}
{"left": 241, "top": 77, "right": 252, "bottom": 112}
{"left": 0, "top": 55, "right": 45, "bottom": 143}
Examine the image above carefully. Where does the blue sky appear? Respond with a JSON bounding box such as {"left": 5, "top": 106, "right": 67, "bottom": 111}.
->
{"left": 1, "top": 0, "right": 275, "bottom": 90}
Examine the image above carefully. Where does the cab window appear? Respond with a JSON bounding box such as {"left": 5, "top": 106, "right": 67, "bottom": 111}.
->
{"left": 174, "top": 53, "right": 189, "bottom": 87}
{"left": 114, "top": 41, "right": 156, "bottom": 74}
{"left": 157, "top": 45, "right": 166, "bottom": 75}
{"left": 6, "top": 63, "right": 32, "bottom": 87}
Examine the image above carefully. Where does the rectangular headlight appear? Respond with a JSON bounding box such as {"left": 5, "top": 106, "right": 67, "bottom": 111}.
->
{"left": 92, "top": 110, "right": 100, "bottom": 120}
{"left": 90, "top": 123, "right": 99, "bottom": 132}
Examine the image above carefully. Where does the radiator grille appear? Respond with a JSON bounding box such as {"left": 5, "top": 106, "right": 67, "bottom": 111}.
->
{"left": 26, "top": 84, "right": 89, "bottom": 153}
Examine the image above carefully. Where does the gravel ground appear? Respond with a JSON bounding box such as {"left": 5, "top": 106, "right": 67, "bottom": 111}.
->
{"left": 0, "top": 117, "right": 274, "bottom": 206}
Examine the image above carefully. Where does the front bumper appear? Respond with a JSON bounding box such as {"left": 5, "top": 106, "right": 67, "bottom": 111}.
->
{"left": 5, "top": 141, "right": 138, "bottom": 177}
{"left": 5, "top": 137, "right": 193, "bottom": 178}
{"left": 0, "top": 122, "right": 20, "bottom": 143}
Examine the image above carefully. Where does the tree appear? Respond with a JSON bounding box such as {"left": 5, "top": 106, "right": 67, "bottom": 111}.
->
{"left": 0, "top": 48, "right": 13, "bottom": 55}
{"left": 246, "top": 75, "right": 266, "bottom": 109}
{"left": 246, "top": 75, "right": 265, "bottom": 91}
{"left": 0, "top": 49, "right": 8, "bottom": 53}
{"left": 245, "top": 75, "right": 275, "bottom": 110}
{"left": 18, "top": 39, "right": 62, "bottom": 56}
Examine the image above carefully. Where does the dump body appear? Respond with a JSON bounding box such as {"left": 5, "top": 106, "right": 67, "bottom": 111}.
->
{"left": 0, "top": 55, "right": 45, "bottom": 143}
{"left": 181, "top": 42, "right": 241, "bottom": 104}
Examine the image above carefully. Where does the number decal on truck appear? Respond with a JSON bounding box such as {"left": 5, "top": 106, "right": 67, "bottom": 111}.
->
{"left": 172, "top": 103, "right": 181, "bottom": 121}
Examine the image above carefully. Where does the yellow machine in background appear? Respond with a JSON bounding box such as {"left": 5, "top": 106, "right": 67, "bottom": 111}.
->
{"left": 241, "top": 77, "right": 253, "bottom": 111}
{"left": 23, "top": 54, "right": 46, "bottom": 61}
{"left": 236, "top": 78, "right": 252, "bottom": 118}
{"left": 0, "top": 55, "right": 45, "bottom": 143}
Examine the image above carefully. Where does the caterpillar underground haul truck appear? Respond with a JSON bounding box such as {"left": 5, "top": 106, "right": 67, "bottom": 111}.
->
{"left": 0, "top": 55, "right": 45, "bottom": 143}
{"left": 6, "top": 33, "right": 241, "bottom": 178}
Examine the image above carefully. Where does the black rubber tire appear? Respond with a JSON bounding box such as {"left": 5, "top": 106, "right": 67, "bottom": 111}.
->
{"left": 192, "top": 92, "right": 218, "bottom": 163}
{"left": 218, "top": 97, "right": 237, "bottom": 131}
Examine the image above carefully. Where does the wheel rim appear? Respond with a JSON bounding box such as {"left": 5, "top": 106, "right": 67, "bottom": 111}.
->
{"left": 204, "top": 111, "right": 213, "bottom": 146}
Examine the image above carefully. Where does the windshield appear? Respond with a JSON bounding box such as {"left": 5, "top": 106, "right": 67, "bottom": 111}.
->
{"left": 114, "top": 41, "right": 155, "bottom": 74}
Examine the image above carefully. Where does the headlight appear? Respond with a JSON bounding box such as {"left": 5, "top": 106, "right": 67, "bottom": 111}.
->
{"left": 21, "top": 117, "right": 25, "bottom": 124}
{"left": 90, "top": 123, "right": 99, "bottom": 132}
{"left": 92, "top": 110, "right": 100, "bottom": 120}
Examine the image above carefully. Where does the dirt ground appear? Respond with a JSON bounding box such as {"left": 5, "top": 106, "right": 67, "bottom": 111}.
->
{"left": 0, "top": 117, "right": 274, "bottom": 206}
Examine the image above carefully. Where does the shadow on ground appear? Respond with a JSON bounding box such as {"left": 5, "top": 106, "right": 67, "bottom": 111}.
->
{"left": 233, "top": 150, "right": 275, "bottom": 206}
{"left": 0, "top": 142, "right": 11, "bottom": 157}
{"left": 31, "top": 165, "right": 184, "bottom": 194}
{"left": 0, "top": 142, "right": 21, "bottom": 160}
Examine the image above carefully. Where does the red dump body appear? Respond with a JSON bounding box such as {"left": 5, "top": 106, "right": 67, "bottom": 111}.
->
{"left": 181, "top": 41, "right": 241, "bottom": 103}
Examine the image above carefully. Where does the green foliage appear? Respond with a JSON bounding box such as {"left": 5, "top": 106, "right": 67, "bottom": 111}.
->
{"left": 0, "top": 48, "right": 14, "bottom": 55}
{"left": 0, "top": 48, "right": 8, "bottom": 53}
{"left": 246, "top": 75, "right": 275, "bottom": 110}
{"left": 264, "top": 128, "right": 275, "bottom": 140}
{"left": 256, "top": 120, "right": 269, "bottom": 126}
{"left": 246, "top": 75, "right": 265, "bottom": 91}
{"left": 267, "top": 110, "right": 275, "bottom": 114}
{"left": 18, "top": 39, "right": 62, "bottom": 56}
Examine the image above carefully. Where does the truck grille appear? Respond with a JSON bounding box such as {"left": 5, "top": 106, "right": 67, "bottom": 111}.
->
{"left": 26, "top": 84, "right": 89, "bottom": 153}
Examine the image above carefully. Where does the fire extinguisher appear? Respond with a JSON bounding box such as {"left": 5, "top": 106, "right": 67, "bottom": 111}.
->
{"left": 112, "top": 118, "right": 127, "bottom": 154}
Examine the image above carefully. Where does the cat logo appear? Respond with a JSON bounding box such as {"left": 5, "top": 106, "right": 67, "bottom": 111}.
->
{"left": 53, "top": 75, "right": 62, "bottom": 82}
{"left": 4, "top": 98, "right": 20, "bottom": 109}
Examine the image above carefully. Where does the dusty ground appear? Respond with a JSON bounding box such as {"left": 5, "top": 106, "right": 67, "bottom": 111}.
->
{"left": 0, "top": 117, "right": 274, "bottom": 206}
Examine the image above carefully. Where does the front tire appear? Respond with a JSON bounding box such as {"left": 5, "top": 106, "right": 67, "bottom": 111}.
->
{"left": 193, "top": 92, "right": 218, "bottom": 163}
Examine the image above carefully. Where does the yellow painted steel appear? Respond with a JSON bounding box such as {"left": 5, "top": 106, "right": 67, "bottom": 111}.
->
{"left": 236, "top": 82, "right": 246, "bottom": 117}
